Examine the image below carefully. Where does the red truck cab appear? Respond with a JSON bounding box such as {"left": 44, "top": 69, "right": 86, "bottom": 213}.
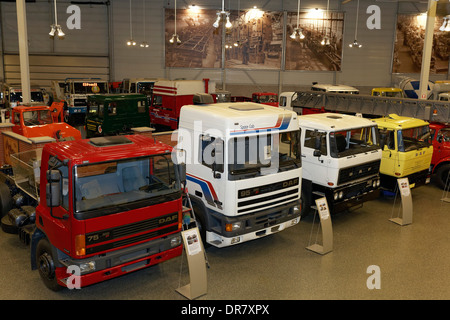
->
{"left": 429, "top": 122, "right": 450, "bottom": 189}
{"left": 27, "top": 135, "right": 183, "bottom": 290}
{"left": 252, "top": 92, "right": 278, "bottom": 107}
{"left": 11, "top": 104, "right": 82, "bottom": 141}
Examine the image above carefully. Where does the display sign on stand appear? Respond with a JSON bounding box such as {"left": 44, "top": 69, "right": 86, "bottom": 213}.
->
{"left": 176, "top": 227, "right": 207, "bottom": 300}
{"left": 389, "top": 178, "right": 413, "bottom": 226}
{"left": 306, "top": 197, "right": 333, "bottom": 255}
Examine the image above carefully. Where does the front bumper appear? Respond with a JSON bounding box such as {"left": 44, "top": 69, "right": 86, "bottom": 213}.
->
{"left": 206, "top": 200, "right": 301, "bottom": 248}
{"left": 56, "top": 233, "right": 182, "bottom": 288}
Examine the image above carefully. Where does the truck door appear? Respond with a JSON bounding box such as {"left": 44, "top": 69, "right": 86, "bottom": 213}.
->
{"left": 40, "top": 156, "right": 71, "bottom": 253}
{"left": 191, "top": 134, "right": 225, "bottom": 211}
{"left": 379, "top": 129, "right": 397, "bottom": 175}
{"left": 302, "top": 129, "right": 328, "bottom": 183}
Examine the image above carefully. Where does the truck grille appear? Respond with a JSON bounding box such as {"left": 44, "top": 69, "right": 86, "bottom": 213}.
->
{"left": 85, "top": 212, "right": 179, "bottom": 255}
{"left": 338, "top": 160, "right": 380, "bottom": 185}
{"left": 237, "top": 178, "right": 299, "bottom": 214}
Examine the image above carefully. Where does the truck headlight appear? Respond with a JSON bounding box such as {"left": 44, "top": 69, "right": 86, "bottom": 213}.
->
{"left": 170, "top": 235, "right": 182, "bottom": 247}
{"left": 79, "top": 261, "right": 96, "bottom": 274}
{"left": 226, "top": 222, "right": 242, "bottom": 232}
{"left": 334, "top": 192, "right": 339, "bottom": 200}
{"left": 339, "top": 191, "right": 344, "bottom": 199}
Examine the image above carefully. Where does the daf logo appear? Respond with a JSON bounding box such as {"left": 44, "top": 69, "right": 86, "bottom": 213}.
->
{"left": 159, "top": 214, "right": 178, "bottom": 224}
{"left": 283, "top": 178, "right": 299, "bottom": 188}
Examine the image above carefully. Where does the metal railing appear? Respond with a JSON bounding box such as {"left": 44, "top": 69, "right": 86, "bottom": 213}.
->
{"left": 291, "top": 91, "right": 450, "bottom": 123}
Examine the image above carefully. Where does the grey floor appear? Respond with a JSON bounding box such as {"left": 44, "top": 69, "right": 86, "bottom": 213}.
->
{"left": 1, "top": 183, "right": 449, "bottom": 301}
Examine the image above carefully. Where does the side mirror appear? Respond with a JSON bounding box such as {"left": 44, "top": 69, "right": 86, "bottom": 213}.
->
{"left": 177, "top": 162, "right": 186, "bottom": 184}
{"left": 212, "top": 138, "right": 224, "bottom": 177}
{"left": 46, "top": 170, "right": 61, "bottom": 207}
{"left": 313, "top": 149, "right": 322, "bottom": 157}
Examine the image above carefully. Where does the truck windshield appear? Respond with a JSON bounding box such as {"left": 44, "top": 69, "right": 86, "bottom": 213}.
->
{"left": 72, "top": 82, "right": 108, "bottom": 94}
{"left": 330, "top": 126, "right": 380, "bottom": 158}
{"left": 10, "top": 91, "right": 44, "bottom": 103}
{"left": 398, "top": 125, "right": 432, "bottom": 152}
{"left": 228, "top": 130, "right": 301, "bottom": 178}
{"left": 255, "top": 95, "right": 277, "bottom": 103}
{"left": 438, "top": 128, "right": 450, "bottom": 142}
{"left": 23, "top": 109, "right": 53, "bottom": 126}
{"left": 74, "top": 154, "right": 180, "bottom": 218}
{"left": 137, "top": 82, "right": 154, "bottom": 95}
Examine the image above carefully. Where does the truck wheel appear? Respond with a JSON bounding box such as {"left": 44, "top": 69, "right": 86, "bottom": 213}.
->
{"left": 300, "top": 189, "right": 311, "bottom": 218}
{"left": 435, "top": 164, "right": 450, "bottom": 190}
{"left": 0, "top": 182, "right": 12, "bottom": 219}
{"left": 36, "top": 238, "right": 63, "bottom": 291}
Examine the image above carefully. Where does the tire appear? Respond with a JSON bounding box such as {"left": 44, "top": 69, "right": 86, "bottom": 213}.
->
{"left": 435, "top": 164, "right": 450, "bottom": 190}
{"left": 36, "top": 238, "right": 63, "bottom": 291}
{"left": 0, "top": 182, "right": 12, "bottom": 219}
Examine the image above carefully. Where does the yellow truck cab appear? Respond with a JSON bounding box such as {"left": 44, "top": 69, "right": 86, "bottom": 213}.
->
{"left": 371, "top": 88, "right": 404, "bottom": 98}
{"left": 373, "top": 114, "right": 433, "bottom": 190}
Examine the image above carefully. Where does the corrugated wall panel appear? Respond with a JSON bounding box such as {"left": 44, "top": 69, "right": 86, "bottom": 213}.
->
{"left": 1, "top": 0, "right": 110, "bottom": 89}
{"left": 3, "top": 54, "right": 109, "bottom": 89}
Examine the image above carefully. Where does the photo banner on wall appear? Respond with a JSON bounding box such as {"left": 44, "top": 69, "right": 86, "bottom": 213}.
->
{"left": 165, "top": 8, "right": 344, "bottom": 71}
{"left": 223, "top": 9, "right": 283, "bottom": 70}
{"left": 393, "top": 14, "right": 449, "bottom": 74}
{"left": 285, "top": 11, "right": 344, "bottom": 71}
{"left": 165, "top": 9, "right": 222, "bottom": 68}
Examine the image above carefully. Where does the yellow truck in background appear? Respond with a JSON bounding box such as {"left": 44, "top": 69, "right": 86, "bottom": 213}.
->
{"left": 373, "top": 114, "right": 433, "bottom": 191}
{"left": 371, "top": 87, "right": 404, "bottom": 98}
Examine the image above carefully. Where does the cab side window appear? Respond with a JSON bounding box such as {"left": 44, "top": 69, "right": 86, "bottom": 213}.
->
{"left": 199, "top": 135, "right": 224, "bottom": 172}
{"left": 304, "top": 130, "right": 327, "bottom": 155}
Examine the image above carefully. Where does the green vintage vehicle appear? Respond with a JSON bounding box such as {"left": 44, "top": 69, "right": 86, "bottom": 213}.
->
{"left": 86, "top": 94, "right": 151, "bottom": 137}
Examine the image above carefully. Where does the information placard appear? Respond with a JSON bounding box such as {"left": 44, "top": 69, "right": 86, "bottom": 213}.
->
{"left": 306, "top": 197, "right": 333, "bottom": 255}
{"left": 389, "top": 178, "right": 413, "bottom": 226}
{"left": 176, "top": 227, "right": 207, "bottom": 300}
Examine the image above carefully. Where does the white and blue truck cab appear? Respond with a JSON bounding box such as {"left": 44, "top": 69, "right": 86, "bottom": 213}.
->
{"left": 176, "top": 102, "right": 302, "bottom": 247}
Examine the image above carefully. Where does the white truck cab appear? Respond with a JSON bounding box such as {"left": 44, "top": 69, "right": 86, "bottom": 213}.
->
{"left": 311, "top": 83, "right": 359, "bottom": 94}
{"left": 177, "top": 102, "right": 302, "bottom": 247}
{"left": 298, "top": 113, "right": 382, "bottom": 215}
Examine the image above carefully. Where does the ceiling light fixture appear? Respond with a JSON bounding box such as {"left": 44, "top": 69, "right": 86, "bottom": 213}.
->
{"left": 233, "top": 0, "right": 241, "bottom": 47}
{"left": 126, "top": 0, "right": 136, "bottom": 46}
{"left": 349, "top": 0, "right": 362, "bottom": 48}
{"left": 321, "top": 0, "right": 330, "bottom": 45}
{"left": 290, "top": 0, "right": 305, "bottom": 40}
{"left": 213, "top": 0, "right": 232, "bottom": 29}
{"left": 439, "top": 17, "right": 447, "bottom": 31}
{"left": 169, "top": 0, "right": 181, "bottom": 44}
{"left": 49, "top": 0, "right": 65, "bottom": 39}
{"left": 140, "top": 0, "right": 149, "bottom": 48}
{"left": 440, "top": 15, "right": 450, "bottom": 32}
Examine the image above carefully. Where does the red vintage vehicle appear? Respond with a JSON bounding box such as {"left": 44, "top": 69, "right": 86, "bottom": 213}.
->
{"left": 429, "top": 122, "right": 450, "bottom": 189}
{"left": 0, "top": 134, "right": 184, "bottom": 290}
{"left": 251, "top": 92, "right": 278, "bottom": 107}
{"left": 11, "top": 104, "right": 82, "bottom": 141}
